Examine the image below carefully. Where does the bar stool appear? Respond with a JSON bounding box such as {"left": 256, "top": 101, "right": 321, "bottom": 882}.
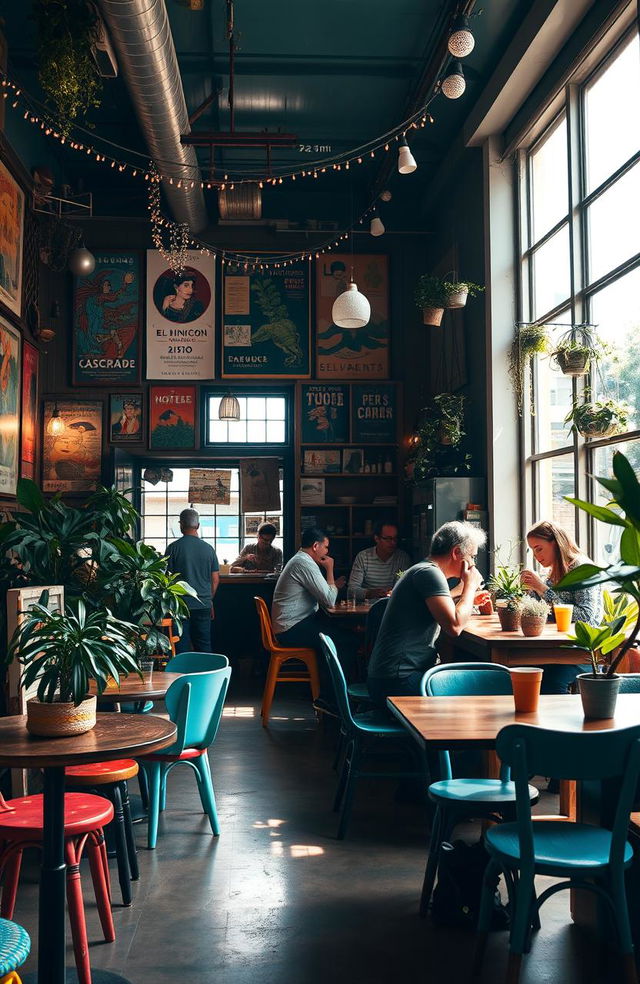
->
{"left": 0, "top": 916, "right": 30, "bottom": 984}
{"left": 254, "top": 596, "right": 320, "bottom": 727}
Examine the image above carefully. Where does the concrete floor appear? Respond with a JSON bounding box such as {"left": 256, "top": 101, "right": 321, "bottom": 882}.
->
{"left": 9, "top": 679, "right": 633, "bottom": 983}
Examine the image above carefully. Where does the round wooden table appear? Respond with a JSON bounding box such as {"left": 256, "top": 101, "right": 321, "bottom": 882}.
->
{"left": 89, "top": 672, "right": 185, "bottom": 704}
{"left": 0, "top": 713, "right": 177, "bottom": 984}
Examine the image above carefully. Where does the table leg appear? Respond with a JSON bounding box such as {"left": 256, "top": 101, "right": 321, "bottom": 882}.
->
{"left": 40, "top": 766, "right": 66, "bottom": 984}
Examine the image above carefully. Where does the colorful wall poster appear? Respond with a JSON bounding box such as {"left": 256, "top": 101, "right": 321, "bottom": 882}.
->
{"left": 300, "top": 383, "right": 349, "bottom": 443}
{"left": 222, "top": 261, "right": 310, "bottom": 377}
{"left": 149, "top": 386, "right": 196, "bottom": 449}
{"left": 315, "top": 254, "right": 389, "bottom": 378}
{"left": 188, "top": 468, "right": 232, "bottom": 505}
{"left": 0, "top": 157, "right": 24, "bottom": 320}
{"left": 146, "top": 251, "right": 215, "bottom": 380}
{"left": 20, "top": 339, "right": 38, "bottom": 479}
{"left": 0, "top": 317, "right": 20, "bottom": 494}
{"left": 42, "top": 400, "right": 103, "bottom": 494}
{"left": 73, "top": 252, "right": 141, "bottom": 384}
{"left": 109, "top": 393, "right": 144, "bottom": 444}
{"left": 351, "top": 383, "right": 397, "bottom": 443}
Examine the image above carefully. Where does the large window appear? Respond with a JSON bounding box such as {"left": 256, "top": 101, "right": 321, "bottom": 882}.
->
{"left": 520, "top": 30, "right": 640, "bottom": 550}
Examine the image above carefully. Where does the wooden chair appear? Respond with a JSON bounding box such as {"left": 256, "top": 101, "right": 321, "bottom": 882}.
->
{"left": 254, "top": 596, "right": 320, "bottom": 727}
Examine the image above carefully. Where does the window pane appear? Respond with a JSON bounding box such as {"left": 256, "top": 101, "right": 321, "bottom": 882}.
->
{"left": 535, "top": 453, "right": 575, "bottom": 530}
{"left": 530, "top": 117, "right": 568, "bottom": 242}
{"left": 205, "top": 393, "right": 288, "bottom": 444}
{"left": 247, "top": 397, "right": 265, "bottom": 419}
{"left": 532, "top": 226, "right": 570, "bottom": 318}
{"left": 592, "top": 439, "right": 640, "bottom": 565}
{"left": 585, "top": 38, "right": 640, "bottom": 193}
{"left": 533, "top": 322, "right": 574, "bottom": 451}
{"left": 592, "top": 266, "right": 640, "bottom": 429}
{"left": 266, "top": 420, "right": 285, "bottom": 443}
{"left": 247, "top": 420, "right": 266, "bottom": 442}
{"left": 267, "top": 397, "right": 286, "bottom": 420}
{"left": 588, "top": 163, "right": 640, "bottom": 282}
{"left": 227, "top": 420, "right": 246, "bottom": 442}
{"left": 209, "top": 420, "right": 228, "bottom": 444}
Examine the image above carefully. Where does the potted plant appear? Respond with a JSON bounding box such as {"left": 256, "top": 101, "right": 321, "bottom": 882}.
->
{"left": 6, "top": 591, "right": 140, "bottom": 737}
{"left": 550, "top": 325, "right": 608, "bottom": 377}
{"left": 556, "top": 452, "right": 640, "bottom": 716}
{"left": 509, "top": 323, "right": 551, "bottom": 416}
{"left": 441, "top": 279, "right": 484, "bottom": 310}
{"left": 519, "top": 596, "right": 550, "bottom": 637}
{"left": 414, "top": 275, "right": 483, "bottom": 326}
{"left": 564, "top": 396, "right": 629, "bottom": 439}
{"left": 406, "top": 394, "right": 472, "bottom": 481}
{"left": 487, "top": 565, "right": 524, "bottom": 631}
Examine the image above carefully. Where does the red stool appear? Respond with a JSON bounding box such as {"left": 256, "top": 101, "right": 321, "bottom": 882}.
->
{"left": 0, "top": 792, "right": 115, "bottom": 984}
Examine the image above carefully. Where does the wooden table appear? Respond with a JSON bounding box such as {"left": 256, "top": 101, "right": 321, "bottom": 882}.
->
{"left": 325, "top": 603, "right": 372, "bottom": 617}
{"left": 0, "top": 713, "right": 177, "bottom": 984}
{"left": 89, "top": 672, "right": 184, "bottom": 704}
{"left": 436, "top": 613, "right": 588, "bottom": 667}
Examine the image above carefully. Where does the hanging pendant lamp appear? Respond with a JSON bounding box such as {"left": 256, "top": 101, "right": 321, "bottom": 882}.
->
{"left": 442, "top": 61, "right": 466, "bottom": 99}
{"left": 219, "top": 394, "right": 241, "bottom": 421}
{"left": 332, "top": 282, "right": 371, "bottom": 329}
{"left": 448, "top": 15, "right": 475, "bottom": 58}
{"left": 397, "top": 137, "right": 417, "bottom": 174}
{"left": 46, "top": 401, "right": 65, "bottom": 436}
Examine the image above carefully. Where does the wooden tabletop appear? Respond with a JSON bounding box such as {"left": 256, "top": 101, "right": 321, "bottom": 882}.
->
{"left": 388, "top": 693, "right": 640, "bottom": 749}
{"left": 461, "top": 613, "right": 575, "bottom": 648}
{"left": 89, "top": 671, "right": 184, "bottom": 702}
{"left": 325, "top": 603, "right": 372, "bottom": 616}
{"left": 0, "top": 713, "right": 177, "bottom": 768}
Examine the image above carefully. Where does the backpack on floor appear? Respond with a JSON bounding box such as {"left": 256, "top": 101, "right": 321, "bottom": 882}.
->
{"left": 431, "top": 839, "right": 510, "bottom": 930}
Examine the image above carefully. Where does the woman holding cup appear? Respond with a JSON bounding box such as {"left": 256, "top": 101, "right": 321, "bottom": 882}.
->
{"left": 520, "top": 520, "right": 602, "bottom": 693}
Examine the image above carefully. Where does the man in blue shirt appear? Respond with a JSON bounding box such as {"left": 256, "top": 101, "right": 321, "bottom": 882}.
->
{"left": 166, "top": 508, "right": 219, "bottom": 653}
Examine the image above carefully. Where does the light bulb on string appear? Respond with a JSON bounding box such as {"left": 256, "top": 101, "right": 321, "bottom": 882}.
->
{"left": 442, "top": 61, "right": 466, "bottom": 99}
{"left": 46, "top": 403, "right": 65, "bottom": 437}
{"left": 448, "top": 15, "right": 475, "bottom": 58}
{"left": 397, "top": 137, "right": 417, "bottom": 174}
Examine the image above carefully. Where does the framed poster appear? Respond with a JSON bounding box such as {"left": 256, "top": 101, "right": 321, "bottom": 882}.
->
{"left": 0, "top": 317, "right": 20, "bottom": 495}
{"left": 240, "top": 457, "right": 281, "bottom": 512}
{"left": 315, "top": 254, "right": 389, "bottom": 378}
{"left": 300, "top": 383, "right": 348, "bottom": 443}
{"left": 109, "top": 393, "right": 144, "bottom": 444}
{"left": 188, "top": 468, "right": 232, "bottom": 505}
{"left": 0, "top": 155, "right": 25, "bottom": 321}
{"left": 222, "top": 260, "right": 310, "bottom": 377}
{"left": 20, "top": 339, "right": 38, "bottom": 479}
{"left": 303, "top": 450, "right": 341, "bottom": 474}
{"left": 146, "top": 251, "right": 215, "bottom": 380}
{"left": 300, "top": 478, "right": 325, "bottom": 505}
{"left": 149, "top": 386, "right": 196, "bottom": 449}
{"left": 42, "top": 400, "right": 103, "bottom": 494}
{"left": 351, "top": 383, "right": 397, "bottom": 443}
{"left": 73, "top": 251, "right": 141, "bottom": 385}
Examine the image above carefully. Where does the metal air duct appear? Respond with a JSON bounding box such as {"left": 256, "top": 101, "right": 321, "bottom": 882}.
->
{"left": 96, "top": 0, "right": 208, "bottom": 232}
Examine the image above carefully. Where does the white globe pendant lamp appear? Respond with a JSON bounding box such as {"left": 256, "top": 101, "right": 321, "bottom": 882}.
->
{"left": 442, "top": 61, "right": 466, "bottom": 99}
{"left": 332, "top": 282, "right": 371, "bottom": 329}
{"left": 448, "top": 15, "right": 475, "bottom": 58}
{"left": 397, "top": 137, "right": 417, "bottom": 174}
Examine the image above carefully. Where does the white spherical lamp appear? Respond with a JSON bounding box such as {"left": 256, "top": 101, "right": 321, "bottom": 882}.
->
{"left": 442, "top": 61, "right": 466, "bottom": 100}
{"left": 448, "top": 16, "right": 475, "bottom": 58}
{"left": 68, "top": 247, "right": 96, "bottom": 276}
{"left": 331, "top": 283, "right": 371, "bottom": 329}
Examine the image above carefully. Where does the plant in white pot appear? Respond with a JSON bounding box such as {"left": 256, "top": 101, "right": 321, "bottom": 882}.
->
{"left": 6, "top": 591, "right": 140, "bottom": 737}
{"left": 519, "top": 596, "right": 550, "bottom": 637}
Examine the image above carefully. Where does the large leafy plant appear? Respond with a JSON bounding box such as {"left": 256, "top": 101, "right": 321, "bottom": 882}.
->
{"left": 556, "top": 452, "right": 640, "bottom": 676}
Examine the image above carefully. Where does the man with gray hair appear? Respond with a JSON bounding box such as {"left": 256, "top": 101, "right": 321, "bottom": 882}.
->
{"left": 367, "top": 521, "right": 488, "bottom": 707}
{"left": 166, "top": 508, "right": 220, "bottom": 653}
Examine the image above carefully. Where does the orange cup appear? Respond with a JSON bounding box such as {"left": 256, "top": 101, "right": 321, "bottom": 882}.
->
{"left": 553, "top": 604, "right": 573, "bottom": 633}
{"left": 510, "top": 667, "right": 544, "bottom": 713}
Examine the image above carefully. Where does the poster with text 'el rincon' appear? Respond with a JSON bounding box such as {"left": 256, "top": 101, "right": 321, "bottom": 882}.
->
{"left": 146, "top": 251, "right": 215, "bottom": 380}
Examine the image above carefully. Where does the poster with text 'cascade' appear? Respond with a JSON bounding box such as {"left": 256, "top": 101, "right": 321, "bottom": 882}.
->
{"left": 146, "top": 251, "right": 215, "bottom": 380}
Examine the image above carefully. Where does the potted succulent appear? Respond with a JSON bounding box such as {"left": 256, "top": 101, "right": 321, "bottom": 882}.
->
{"left": 487, "top": 565, "right": 524, "bottom": 631}
{"left": 550, "top": 325, "right": 607, "bottom": 377}
{"left": 509, "top": 323, "right": 551, "bottom": 416}
{"left": 414, "top": 275, "right": 483, "bottom": 326}
{"left": 564, "top": 396, "right": 629, "bottom": 439}
{"left": 6, "top": 591, "right": 140, "bottom": 737}
{"left": 519, "top": 596, "right": 550, "bottom": 637}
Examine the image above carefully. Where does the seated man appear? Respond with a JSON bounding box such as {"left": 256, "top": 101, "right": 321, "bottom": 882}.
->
{"left": 230, "top": 522, "right": 283, "bottom": 573}
{"left": 367, "top": 521, "right": 488, "bottom": 707}
{"left": 347, "top": 521, "right": 412, "bottom": 601}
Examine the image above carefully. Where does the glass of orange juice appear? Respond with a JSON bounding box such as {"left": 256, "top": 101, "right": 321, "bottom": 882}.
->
{"left": 553, "top": 603, "right": 573, "bottom": 632}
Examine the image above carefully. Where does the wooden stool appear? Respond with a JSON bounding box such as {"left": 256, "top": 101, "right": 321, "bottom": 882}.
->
{"left": 254, "top": 596, "right": 320, "bottom": 727}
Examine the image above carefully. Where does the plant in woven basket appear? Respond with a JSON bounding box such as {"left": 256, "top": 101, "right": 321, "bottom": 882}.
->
{"left": 564, "top": 395, "right": 629, "bottom": 439}
{"left": 509, "top": 323, "right": 550, "bottom": 415}
{"left": 550, "top": 325, "right": 608, "bottom": 377}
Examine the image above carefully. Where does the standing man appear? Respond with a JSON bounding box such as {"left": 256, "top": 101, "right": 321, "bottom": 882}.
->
{"left": 166, "top": 508, "right": 219, "bottom": 653}
{"left": 347, "top": 521, "right": 412, "bottom": 601}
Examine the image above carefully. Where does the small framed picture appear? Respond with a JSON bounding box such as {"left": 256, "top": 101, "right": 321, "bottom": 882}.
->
{"left": 303, "top": 449, "right": 342, "bottom": 474}
{"left": 300, "top": 478, "right": 325, "bottom": 505}
{"left": 109, "top": 393, "right": 144, "bottom": 444}
{"left": 342, "top": 449, "right": 363, "bottom": 474}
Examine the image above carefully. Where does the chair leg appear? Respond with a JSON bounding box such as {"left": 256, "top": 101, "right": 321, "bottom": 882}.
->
{"left": 609, "top": 870, "right": 638, "bottom": 984}
{"left": 143, "top": 761, "right": 162, "bottom": 850}
{"left": 473, "top": 859, "right": 501, "bottom": 976}
{"left": 261, "top": 655, "right": 281, "bottom": 727}
{"left": 306, "top": 655, "right": 321, "bottom": 701}
{"left": 110, "top": 783, "right": 132, "bottom": 906}
{"left": 419, "top": 806, "right": 444, "bottom": 917}
{"left": 137, "top": 767, "right": 149, "bottom": 810}
{"left": 65, "top": 840, "right": 92, "bottom": 984}
{"left": 194, "top": 753, "right": 220, "bottom": 836}
{"left": 0, "top": 848, "right": 22, "bottom": 919}
{"left": 337, "top": 740, "right": 361, "bottom": 840}
{"left": 333, "top": 738, "right": 353, "bottom": 812}
{"left": 160, "top": 769, "right": 168, "bottom": 813}
{"left": 120, "top": 780, "right": 139, "bottom": 881}
{"left": 87, "top": 833, "right": 116, "bottom": 943}
{"left": 505, "top": 868, "right": 535, "bottom": 984}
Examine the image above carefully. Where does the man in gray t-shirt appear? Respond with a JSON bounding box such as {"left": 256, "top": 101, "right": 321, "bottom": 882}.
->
{"left": 367, "top": 521, "right": 487, "bottom": 707}
{"left": 166, "top": 508, "right": 219, "bottom": 653}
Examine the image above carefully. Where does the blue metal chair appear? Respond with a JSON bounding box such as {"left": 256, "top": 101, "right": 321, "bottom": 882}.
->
{"left": 0, "top": 917, "right": 30, "bottom": 984}
{"left": 319, "top": 633, "right": 428, "bottom": 840}
{"left": 419, "top": 663, "right": 539, "bottom": 917}
{"left": 474, "top": 723, "right": 640, "bottom": 984}
{"left": 137, "top": 666, "right": 231, "bottom": 849}
{"left": 166, "top": 652, "right": 229, "bottom": 673}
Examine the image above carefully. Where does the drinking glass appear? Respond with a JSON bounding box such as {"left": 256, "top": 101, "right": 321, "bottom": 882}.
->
{"left": 347, "top": 587, "right": 357, "bottom": 610}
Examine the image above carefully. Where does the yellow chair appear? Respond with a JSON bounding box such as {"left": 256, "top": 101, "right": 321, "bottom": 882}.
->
{"left": 254, "top": 596, "right": 320, "bottom": 727}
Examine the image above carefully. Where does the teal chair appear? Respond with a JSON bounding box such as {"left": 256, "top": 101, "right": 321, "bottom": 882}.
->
{"left": 419, "top": 663, "right": 539, "bottom": 917}
{"left": 474, "top": 723, "right": 640, "bottom": 984}
{"left": 319, "top": 633, "right": 428, "bottom": 840}
{"left": 137, "top": 667, "right": 231, "bottom": 849}
{"left": 0, "top": 916, "right": 30, "bottom": 984}
{"left": 166, "top": 652, "right": 229, "bottom": 673}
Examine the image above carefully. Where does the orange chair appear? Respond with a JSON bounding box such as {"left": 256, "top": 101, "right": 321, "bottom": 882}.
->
{"left": 254, "top": 596, "right": 320, "bottom": 727}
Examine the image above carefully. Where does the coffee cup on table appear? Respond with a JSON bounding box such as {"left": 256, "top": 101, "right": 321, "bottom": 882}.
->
{"left": 510, "top": 667, "right": 544, "bottom": 713}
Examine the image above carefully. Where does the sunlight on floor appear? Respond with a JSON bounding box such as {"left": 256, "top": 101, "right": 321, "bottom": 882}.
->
{"left": 253, "top": 818, "right": 286, "bottom": 828}
{"left": 222, "top": 706, "right": 255, "bottom": 717}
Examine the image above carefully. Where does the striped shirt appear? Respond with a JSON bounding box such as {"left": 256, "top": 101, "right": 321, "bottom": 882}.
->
{"left": 347, "top": 546, "right": 412, "bottom": 601}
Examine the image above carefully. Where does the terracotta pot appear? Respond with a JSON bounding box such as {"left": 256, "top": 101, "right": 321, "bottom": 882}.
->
{"left": 26, "top": 695, "right": 97, "bottom": 738}
{"left": 520, "top": 614, "right": 546, "bottom": 637}
{"left": 445, "top": 287, "right": 469, "bottom": 309}
{"left": 497, "top": 604, "right": 521, "bottom": 632}
{"left": 555, "top": 349, "right": 590, "bottom": 376}
{"left": 423, "top": 306, "right": 444, "bottom": 327}
{"left": 577, "top": 673, "right": 620, "bottom": 720}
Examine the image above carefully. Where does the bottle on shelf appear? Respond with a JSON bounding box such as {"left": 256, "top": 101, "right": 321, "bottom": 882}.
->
{"left": 384, "top": 454, "right": 393, "bottom": 474}
{"left": 378, "top": 455, "right": 384, "bottom": 473}
{"left": 363, "top": 460, "right": 371, "bottom": 474}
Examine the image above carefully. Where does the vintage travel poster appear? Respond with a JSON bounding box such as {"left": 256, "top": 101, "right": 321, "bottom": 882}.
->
{"left": 109, "top": 393, "right": 144, "bottom": 444}
{"left": 20, "top": 339, "right": 38, "bottom": 480}
{"left": 0, "top": 317, "right": 20, "bottom": 494}
{"left": 315, "top": 254, "right": 389, "bottom": 378}
{"left": 146, "top": 251, "right": 215, "bottom": 380}
{"left": 351, "top": 383, "right": 397, "bottom": 443}
{"left": 0, "top": 157, "right": 24, "bottom": 320}
{"left": 222, "top": 261, "right": 310, "bottom": 378}
{"left": 42, "top": 400, "right": 103, "bottom": 494}
{"left": 149, "top": 386, "right": 196, "bottom": 449}
{"left": 73, "top": 252, "right": 141, "bottom": 384}
{"left": 300, "top": 383, "right": 349, "bottom": 443}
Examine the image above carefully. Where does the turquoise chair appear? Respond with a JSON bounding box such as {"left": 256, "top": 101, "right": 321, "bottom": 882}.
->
{"left": 419, "top": 663, "right": 539, "bottom": 917}
{"left": 319, "top": 633, "right": 428, "bottom": 840}
{"left": 166, "top": 652, "right": 229, "bottom": 673}
{"left": 0, "top": 917, "right": 30, "bottom": 984}
{"left": 474, "top": 723, "right": 640, "bottom": 984}
{"left": 137, "top": 667, "right": 231, "bottom": 849}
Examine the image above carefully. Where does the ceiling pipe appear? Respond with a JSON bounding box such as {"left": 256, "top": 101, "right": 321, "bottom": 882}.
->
{"left": 96, "top": 0, "right": 208, "bottom": 232}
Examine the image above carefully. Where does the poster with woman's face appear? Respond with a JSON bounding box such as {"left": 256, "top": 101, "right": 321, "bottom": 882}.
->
{"left": 109, "top": 393, "right": 143, "bottom": 444}
{"left": 146, "top": 251, "right": 215, "bottom": 380}
{"left": 0, "top": 316, "right": 20, "bottom": 495}
{"left": 42, "top": 401, "right": 103, "bottom": 494}
{"left": 20, "top": 339, "right": 38, "bottom": 480}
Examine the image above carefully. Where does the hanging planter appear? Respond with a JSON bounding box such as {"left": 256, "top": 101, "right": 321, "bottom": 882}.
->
{"left": 509, "top": 323, "right": 551, "bottom": 416}
{"left": 423, "top": 305, "right": 444, "bottom": 327}
{"left": 550, "top": 325, "right": 607, "bottom": 378}
{"left": 445, "top": 287, "right": 469, "bottom": 309}
{"left": 565, "top": 398, "right": 629, "bottom": 439}
{"left": 414, "top": 274, "right": 483, "bottom": 327}
{"left": 554, "top": 348, "right": 591, "bottom": 376}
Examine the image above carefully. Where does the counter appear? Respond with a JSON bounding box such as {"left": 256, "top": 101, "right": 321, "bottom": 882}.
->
{"left": 214, "top": 572, "right": 279, "bottom": 663}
